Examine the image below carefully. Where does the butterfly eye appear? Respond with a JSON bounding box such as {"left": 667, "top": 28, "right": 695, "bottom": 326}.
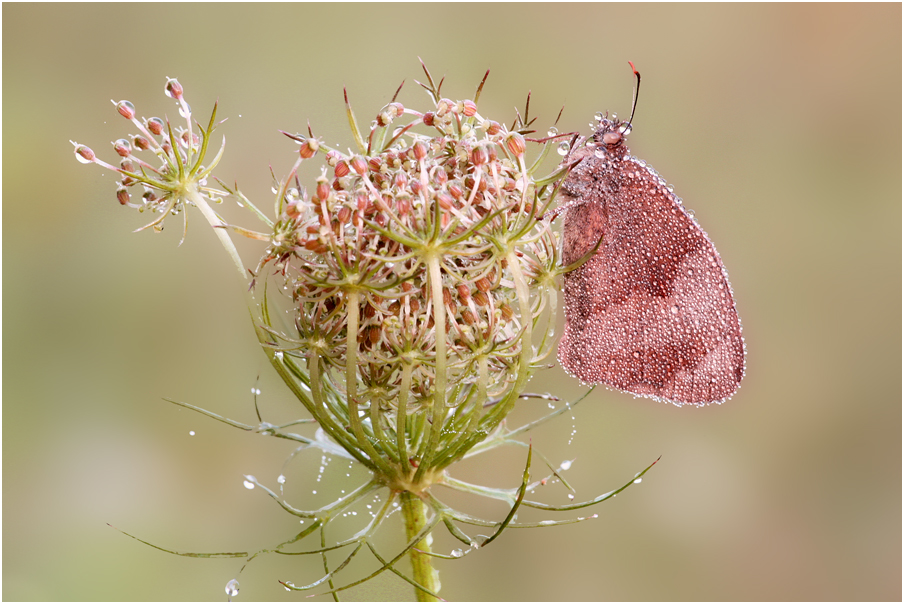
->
{"left": 602, "top": 131, "right": 622, "bottom": 145}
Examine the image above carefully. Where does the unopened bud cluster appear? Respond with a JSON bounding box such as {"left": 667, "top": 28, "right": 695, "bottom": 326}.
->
{"left": 72, "top": 78, "right": 222, "bottom": 234}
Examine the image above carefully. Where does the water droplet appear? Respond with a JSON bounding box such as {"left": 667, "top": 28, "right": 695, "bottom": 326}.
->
{"left": 547, "top": 126, "right": 559, "bottom": 137}
{"left": 188, "top": 430, "right": 195, "bottom": 436}
{"left": 243, "top": 476, "right": 256, "bottom": 489}
{"left": 567, "top": 493, "right": 575, "bottom": 501}
{"left": 277, "top": 474, "right": 286, "bottom": 484}
{"left": 539, "top": 520, "right": 555, "bottom": 526}
{"left": 633, "top": 477, "right": 643, "bottom": 484}
{"left": 451, "top": 548, "right": 463, "bottom": 558}
{"left": 559, "top": 460, "right": 572, "bottom": 471}
{"left": 556, "top": 141, "right": 570, "bottom": 156}
{"left": 225, "top": 579, "right": 239, "bottom": 597}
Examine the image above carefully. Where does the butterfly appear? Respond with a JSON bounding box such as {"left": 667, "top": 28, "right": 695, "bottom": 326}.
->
{"left": 556, "top": 64, "right": 745, "bottom": 406}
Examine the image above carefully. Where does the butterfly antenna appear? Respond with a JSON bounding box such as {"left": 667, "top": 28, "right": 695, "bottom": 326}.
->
{"left": 627, "top": 61, "right": 641, "bottom": 126}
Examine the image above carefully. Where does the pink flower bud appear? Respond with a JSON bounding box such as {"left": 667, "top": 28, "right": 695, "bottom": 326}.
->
{"left": 412, "top": 141, "right": 428, "bottom": 161}
{"left": 334, "top": 160, "right": 350, "bottom": 178}
{"left": 116, "top": 100, "right": 136, "bottom": 120}
{"left": 146, "top": 117, "right": 165, "bottom": 136}
{"left": 299, "top": 138, "right": 319, "bottom": 159}
{"left": 470, "top": 145, "right": 489, "bottom": 166}
{"left": 164, "top": 78, "right": 184, "bottom": 100}
{"left": 116, "top": 187, "right": 130, "bottom": 205}
{"left": 461, "top": 100, "right": 477, "bottom": 117}
{"left": 73, "top": 144, "right": 96, "bottom": 164}
{"left": 350, "top": 156, "right": 367, "bottom": 176}
{"left": 113, "top": 138, "right": 132, "bottom": 157}
{"left": 504, "top": 133, "right": 526, "bottom": 156}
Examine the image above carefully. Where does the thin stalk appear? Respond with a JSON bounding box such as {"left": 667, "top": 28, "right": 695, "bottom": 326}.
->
{"left": 400, "top": 492, "right": 440, "bottom": 602}
{"left": 186, "top": 186, "right": 246, "bottom": 280}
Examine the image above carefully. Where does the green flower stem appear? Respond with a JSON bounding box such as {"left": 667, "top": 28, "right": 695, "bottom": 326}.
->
{"left": 400, "top": 492, "right": 440, "bottom": 602}
{"left": 186, "top": 186, "right": 246, "bottom": 280}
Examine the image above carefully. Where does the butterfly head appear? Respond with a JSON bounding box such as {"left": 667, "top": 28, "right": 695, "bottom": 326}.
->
{"left": 592, "top": 114, "right": 633, "bottom": 149}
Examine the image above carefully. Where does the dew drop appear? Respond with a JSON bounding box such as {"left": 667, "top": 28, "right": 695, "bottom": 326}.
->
{"left": 243, "top": 476, "right": 256, "bottom": 490}
{"left": 451, "top": 548, "right": 463, "bottom": 558}
{"left": 556, "top": 141, "right": 570, "bottom": 156}
{"left": 277, "top": 474, "right": 286, "bottom": 484}
{"left": 538, "top": 520, "right": 555, "bottom": 526}
{"left": 189, "top": 430, "right": 195, "bottom": 436}
{"left": 559, "top": 460, "right": 572, "bottom": 471}
{"left": 633, "top": 477, "right": 643, "bottom": 484}
{"left": 547, "top": 126, "right": 559, "bottom": 137}
{"left": 225, "top": 579, "right": 239, "bottom": 598}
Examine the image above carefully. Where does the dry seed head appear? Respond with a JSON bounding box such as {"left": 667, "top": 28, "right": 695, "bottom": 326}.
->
{"left": 256, "top": 82, "right": 561, "bottom": 479}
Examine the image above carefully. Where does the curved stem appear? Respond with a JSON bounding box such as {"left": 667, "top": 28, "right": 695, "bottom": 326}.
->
{"left": 400, "top": 492, "right": 440, "bottom": 602}
{"left": 186, "top": 186, "right": 247, "bottom": 280}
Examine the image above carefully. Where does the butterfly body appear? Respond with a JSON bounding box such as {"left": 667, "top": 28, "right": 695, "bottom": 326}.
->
{"left": 557, "top": 117, "right": 745, "bottom": 406}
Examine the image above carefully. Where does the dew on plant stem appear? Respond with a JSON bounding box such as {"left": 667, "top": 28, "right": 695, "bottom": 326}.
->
{"left": 559, "top": 460, "right": 572, "bottom": 471}
{"left": 243, "top": 476, "right": 256, "bottom": 490}
{"left": 450, "top": 548, "right": 463, "bottom": 558}
{"left": 225, "top": 579, "right": 239, "bottom": 598}
{"left": 538, "top": 520, "right": 555, "bottom": 526}
{"left": 277, "top": 474, "right": 286, "bottom": 484}
{"left": 633, "top": 477, "right": 643, "bottom": 484}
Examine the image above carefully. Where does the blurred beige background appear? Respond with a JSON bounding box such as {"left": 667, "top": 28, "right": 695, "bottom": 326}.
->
{"left": 4, "top": 3, "right": 900, "bottom": 601}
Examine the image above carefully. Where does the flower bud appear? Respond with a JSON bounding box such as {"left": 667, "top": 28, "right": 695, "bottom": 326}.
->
{"left": 350, "top": 156, "right": 367, "bottom": 176}
{"left": 146, "top": 117, "right": 165, "bottom": 136}
{"left": 504, "top": 132, "right": 526, "bottom": 156}
{"left": 113, "top": 138, "right": 132, "bottom": 157}
{"left": 334, "top": 160, "right": 350, "bottom": 178}
{"left": 412, "top": 141, "right": 428, "bottom": 161}
{"left": 485, "top": 120, "right": 503, "bottom": 135}
{"left": 164, "top": 78, "right": 184, "bottom": 100}
{"left": 116, "top": 187, "right": 130, "bottom": 205}
{"left": 422, "top": 112, "right": 435, "bottom": 126}
{"left": 470, "top": 145, "right": 489, "bottom": 166}
{"left": 132, "top": 135, "right": 151, "bottom": 150}
{"left": 316, "top": 178, "right": 330, "bottom": 203}
{"left": 116, "top": 100, "right": 136, "bottom": 120}
{"left": 457, "top": 284, "right": 471, "bottom": 301}
{"left": 73, "top": 144, "right": 96, "bottom": 164}
{"left": 461, "top": 99, "right": 477, "bottom": 117}
{"left": 472, "top": 291, "right": 489, "bottom": 307}
{"left": 436, "top": 99, "right": 453, "bottom": 117}
{"left": 299, "top": 138, "right": 320, "bottom": 159}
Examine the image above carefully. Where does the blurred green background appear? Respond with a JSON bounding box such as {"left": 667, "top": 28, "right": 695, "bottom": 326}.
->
{"left": 4, "top": 3, "right": 900, "bottom": 601}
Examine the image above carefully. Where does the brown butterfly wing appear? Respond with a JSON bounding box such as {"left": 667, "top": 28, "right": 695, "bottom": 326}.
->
{"left": 558, "top": 147, "right": 745, "bottom": 406}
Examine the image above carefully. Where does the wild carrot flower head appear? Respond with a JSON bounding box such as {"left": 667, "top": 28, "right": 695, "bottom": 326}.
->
{"left": 254, "top": 70, "right": 563, "bottom": 492}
